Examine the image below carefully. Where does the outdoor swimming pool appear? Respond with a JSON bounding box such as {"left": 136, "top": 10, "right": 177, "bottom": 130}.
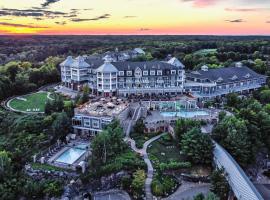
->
{"left": 161, "top": 110, "right": 209, "bottom": 118}
{"left": 75, "top": 143, "right": 89, "bottom": 149}
{"left": 55, "top": 144, "right": 88, "bottom": 165}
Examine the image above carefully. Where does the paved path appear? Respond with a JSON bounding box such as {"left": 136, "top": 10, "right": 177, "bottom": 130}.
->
{"left": 163, "top": 182, "right": 210, "bottom": 200}
{"left": 143, "top": 133, "right": 167, "bottom": 200}
{"left": 123, "top": 103, "right": 167, "bottom": 200}
{"left": 94, "top": 189, "right": 131, "bottom": 200}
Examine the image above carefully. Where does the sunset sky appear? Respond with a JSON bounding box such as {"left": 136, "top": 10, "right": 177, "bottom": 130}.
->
{"left": 0, "top": 0, "right": 270, "bottom": 35}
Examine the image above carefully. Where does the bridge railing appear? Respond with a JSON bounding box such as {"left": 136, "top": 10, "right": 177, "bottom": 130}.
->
{"left": 213, "top": 141, "right": 264, "bottom": 200}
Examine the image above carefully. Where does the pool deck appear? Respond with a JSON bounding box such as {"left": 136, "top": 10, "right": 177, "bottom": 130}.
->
{"left": 145, "top": 109, "right": 220, "bottom": 124}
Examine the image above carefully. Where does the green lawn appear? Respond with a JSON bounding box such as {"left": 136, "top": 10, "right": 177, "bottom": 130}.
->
{"left": 194, "top": 49, "right": 217, "bottom": 55}
{"left": 9, "top": 92, "right": 49, "bottom": 112}
{"left": 148, "top": 134, "right": 183, "bottom": 163}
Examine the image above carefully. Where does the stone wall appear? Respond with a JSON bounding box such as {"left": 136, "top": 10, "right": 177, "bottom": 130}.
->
{"left": 24, "top": 164, "right": 79, "bottom": 181}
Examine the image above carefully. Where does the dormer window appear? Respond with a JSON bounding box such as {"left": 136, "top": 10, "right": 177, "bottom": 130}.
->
{"left": 157, "top": 70, "right": 162, "bottom": 76}
{"left": 119, "top": 71, "right": 124, "bottom": 76}
{"left": 143, "top": 71, "right": 148, "bottom": 76}
{"left": 231, "top": 75, "right": 238, "bottom": 80}
{"left": 244, "top": 73, "right": 251, "bottom": 78}
{"left": 217, "top": 77, "right": 223, "bottom": 83}
{"left": 127, "top": 71, "right": 132, "bottom": 76}
{"left": 150, "top": 70, "right": 155, "bottom": 76}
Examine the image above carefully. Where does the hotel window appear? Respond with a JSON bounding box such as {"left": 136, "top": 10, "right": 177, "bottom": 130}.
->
{"left": 127, "top": 71, "right": 132, "bottom": 76}
{"left": 135, "top": 70, "right": 141, "bottom": 76}
{"left": 143, "top": 71, "right": 148, "bottom": 76}
{"left": 157, "top": 70, "right": 162, "bottom": 76}
{"left": 171, "top": 70, "right": 176, "bottom": 75}
{"left": 150, "top": 70, "right": 155, "bottom": 76}
{"left": 84, "top": 119, "right": 90, "bottom": 127}
{"left": 92, "top": 119, "right": 99, "bottom": 128}
{"left": 119, "top": 71, "right": 124, "bottom": 76}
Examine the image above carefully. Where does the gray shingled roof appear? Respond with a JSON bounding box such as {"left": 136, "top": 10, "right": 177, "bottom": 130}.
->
{"left": 83, "top": 57, "right": 182, "bottom": 71}
{"left": 112, "top": 61, "right": 178, "bottom": 71}
{"left": 71, "top": 56, "right": 90, "bottom": 68}
{"left": 96, "top": 62, "right": 118, "bottom": 73}
{"left": 60, "top": 56, "right": 74, "bottom": 67}
{"left": 187, "top": 66, "right": 266, "bottom": 84}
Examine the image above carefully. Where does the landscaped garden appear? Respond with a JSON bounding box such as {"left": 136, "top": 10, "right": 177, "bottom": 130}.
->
{"left": 130, "top": 118, "right": 160, "bottom": 149}
{"left": 8, "top": 91, "right": 50, "bottom": 112}
{"left": 148, "top": 134, "right": 183, "bottom": 164}
{"left": 131, "top": 131, "right": 160, "bottom": 149}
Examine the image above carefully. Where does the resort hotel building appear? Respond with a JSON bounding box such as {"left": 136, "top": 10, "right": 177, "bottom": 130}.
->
{"left": 60, "top": 52, "right": 185, "bottom": 97}
{"left": 60, "top": 51, "right": 266, "bottom": 99}
{"left": 60, "top": 48, "right": 267, "bottom": 135}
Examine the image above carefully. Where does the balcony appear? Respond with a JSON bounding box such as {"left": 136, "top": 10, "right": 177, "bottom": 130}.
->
{"left": 118, "top": 86, "right": 184, "bottom": 93}
{"left": 192, "top": 83, "right": 263, "bottom": 98}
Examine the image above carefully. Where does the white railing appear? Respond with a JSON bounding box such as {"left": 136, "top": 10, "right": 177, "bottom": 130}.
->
{"left": 213, "top": 142, "right": 264, "bottom": 200}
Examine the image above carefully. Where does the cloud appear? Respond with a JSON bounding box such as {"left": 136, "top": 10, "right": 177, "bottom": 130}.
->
{"left": 139, "top": 28, "right": 151, "bottom": 31}
{"left": 0, "top": 8, "right": 66, "bottom": 18}
{"left": 225, "top": 19, "right": 245, "bottom": 23}
{"left": 55, "top": 21, "right": 66, "bottom": 25}
{"left": 181, "top": 0, "right": 218, "bottom": 7}
{"left": 225, "top": 8, "right": 270, "bottom": 12}
{"left": 124, "top": 16, "right": 137, "bottom": 18}
{"left": 33, "top": 17, "right": 43, "bottom": 21}
{"left": 41, "top": 0, "right": 61, "bottom": 8}
{"left": 71, "top": 14, "right": 111, "bottom": 22}
{"left": 0, "top": 22, "right": 49, "bottom": 28}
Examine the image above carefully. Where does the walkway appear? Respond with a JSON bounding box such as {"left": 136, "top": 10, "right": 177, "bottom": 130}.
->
{"left": 213, "top": 142, "right": 264, "bottom": 200}
{"left": 123, "top": 103, "right": 167, "bottom": 200}
{"left": 94, "top": 189, "right": 131, "bottom": 200}
{"left": 163, "top": 181, "right": 210, "bottom": 200}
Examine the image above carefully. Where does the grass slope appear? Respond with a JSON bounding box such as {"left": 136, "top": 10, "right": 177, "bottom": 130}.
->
{"left": 9, "top": 92, "right": 48, "bottom": 112}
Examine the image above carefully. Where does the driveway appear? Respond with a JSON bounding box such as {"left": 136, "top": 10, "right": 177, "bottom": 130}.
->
{"left": 94, "top": 190, "right": 131, "bottom": 200}
{"left": 163, "top": 182, "right": 210, "bottom": 200}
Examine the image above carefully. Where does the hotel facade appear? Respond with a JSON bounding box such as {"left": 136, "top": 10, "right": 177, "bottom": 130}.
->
{"left": 60, "top": 53, "right": 266, "bottom": 100}
{"left": 61, "top": 49, "right": 267, "bottom": 135}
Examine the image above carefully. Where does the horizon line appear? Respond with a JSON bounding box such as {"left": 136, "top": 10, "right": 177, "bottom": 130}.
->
{"left": 1, "top": 34, "right": 270, "bottom": 37}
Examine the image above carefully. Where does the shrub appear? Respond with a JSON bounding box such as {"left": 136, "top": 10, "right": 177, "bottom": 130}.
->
{"left": 151, "top": 175, "right": 178, "bottom": 197}
{"left": 158, "top": 161, "right": 192, "bottom": 171}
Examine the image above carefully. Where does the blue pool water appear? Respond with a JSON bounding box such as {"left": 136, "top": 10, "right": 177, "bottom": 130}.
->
{"left": 55, "top": 147, "right": 86, "bottom": 165}
{"left": 161, "top": 110, "right": 209, "bottom": 118}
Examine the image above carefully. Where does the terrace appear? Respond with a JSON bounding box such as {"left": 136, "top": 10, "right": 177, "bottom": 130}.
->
{"left": 75, "top": 97, "right": 128, "bottom": 118}
{"left": 142, "top": 96, "right": 220, "bottom": 133}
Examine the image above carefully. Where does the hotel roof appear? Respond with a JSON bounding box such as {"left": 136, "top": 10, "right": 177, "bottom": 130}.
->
{"left": 96, "top": 61, "right": 118, "bottom": 73}
{"left": 112, "top": 61, "right": 178, "bottom": 71}
{"left": 70, "top": 56, "right": 90, "bottom": 68}
{"left": 187, "top": 66, "right": 266, "bottom": 84}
